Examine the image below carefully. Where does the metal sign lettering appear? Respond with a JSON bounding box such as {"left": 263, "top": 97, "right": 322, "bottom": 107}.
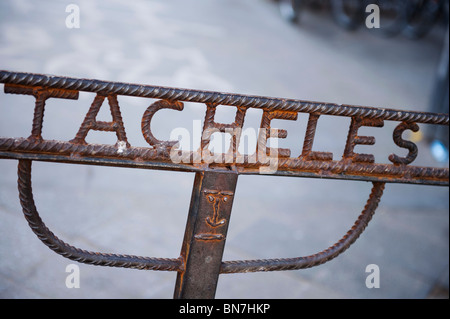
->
{"left": 0, "top": 71, "right": 447, "bottom": 185}
{"left": 0, "top": 70, "right": 448, "bottom": 299}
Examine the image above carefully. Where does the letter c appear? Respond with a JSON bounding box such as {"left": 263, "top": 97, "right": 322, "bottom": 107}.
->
{"left": 141, "top": 100, "right": 184, "bottom": 148}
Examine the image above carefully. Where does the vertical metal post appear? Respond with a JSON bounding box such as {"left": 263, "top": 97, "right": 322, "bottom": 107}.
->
{"left": 174, "top": 170, "right": 238, "bottom": 299}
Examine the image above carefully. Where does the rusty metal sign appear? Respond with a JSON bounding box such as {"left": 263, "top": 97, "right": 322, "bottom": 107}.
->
{"left": 0, "top": 70, "right": 448, "bottom": 299}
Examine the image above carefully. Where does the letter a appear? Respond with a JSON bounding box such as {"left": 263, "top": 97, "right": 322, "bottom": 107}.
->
{"left": 70, "top": 94, "right": 129, "bottom": 147}
{"left": 65, "top": 264, "right": 80, "bottom": 288}
{"left": 65, "top": 4, "right": 80, "bottom": 29}
{"left": 365, "top": 4, "right": 380, "bottom": 29}
{"left": 365, "top": 264, "right": 380, "bottom": 288}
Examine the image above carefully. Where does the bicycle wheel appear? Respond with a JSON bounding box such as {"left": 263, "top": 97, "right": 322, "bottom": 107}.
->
{"left": 330, "top": 0, "right": 364, "bottom": 31}
{"left": 367, "top": 0, "right": 411, "bottom": 37}
{"left": 403, "top": 0, "right": 444, "bottom": 39}
{"left": 278, "top": 0, "right": 303, "bottom": 24}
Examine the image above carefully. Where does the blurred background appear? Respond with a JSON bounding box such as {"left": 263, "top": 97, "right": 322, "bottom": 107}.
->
{"left": 0, "top": 0, "right": 448, "bottom": 299}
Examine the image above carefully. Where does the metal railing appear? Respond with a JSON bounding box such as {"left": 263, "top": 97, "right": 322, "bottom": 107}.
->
{"left": 0, "top": 70, "right": 448, "bottom": 298}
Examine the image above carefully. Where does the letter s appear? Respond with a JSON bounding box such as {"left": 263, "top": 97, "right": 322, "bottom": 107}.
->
{"left": 389, "top": 122, "right": 419, "bottom": 165}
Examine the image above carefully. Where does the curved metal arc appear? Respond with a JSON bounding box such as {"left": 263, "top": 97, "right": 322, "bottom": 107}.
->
{"left": 17, "top": 158, "right": 385, "bottom": 274}
{"left": 220, "top": 181, "right": 385, "bottom": 274}
{"left": 17, "top": 159, "right": 183, "bottom": 272}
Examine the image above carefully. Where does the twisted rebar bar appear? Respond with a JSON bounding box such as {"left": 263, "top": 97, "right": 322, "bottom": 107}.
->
{"left": 17, "top": 159, "right": 183, "bottom": 272}
{"left": 220, "top": 181, "right": 385, "bottom": 273}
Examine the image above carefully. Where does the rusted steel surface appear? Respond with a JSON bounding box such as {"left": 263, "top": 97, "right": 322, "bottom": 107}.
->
{"left": 0, "top": 70, "right": 448, "bottom": 186}
{"left": 0, "top": 70, "right": 448, "bottom": 299}
{"left": 17, "top": 159, "right": 183, "bottom": 272}
{"left": 174, "top": 171, "right": 238, "bottom": 299}
{"left": 220, "top": 182, "right": 385, "bottom": 274}
{"left": 0, "top": 71, "right": 447, "bottom": 123}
